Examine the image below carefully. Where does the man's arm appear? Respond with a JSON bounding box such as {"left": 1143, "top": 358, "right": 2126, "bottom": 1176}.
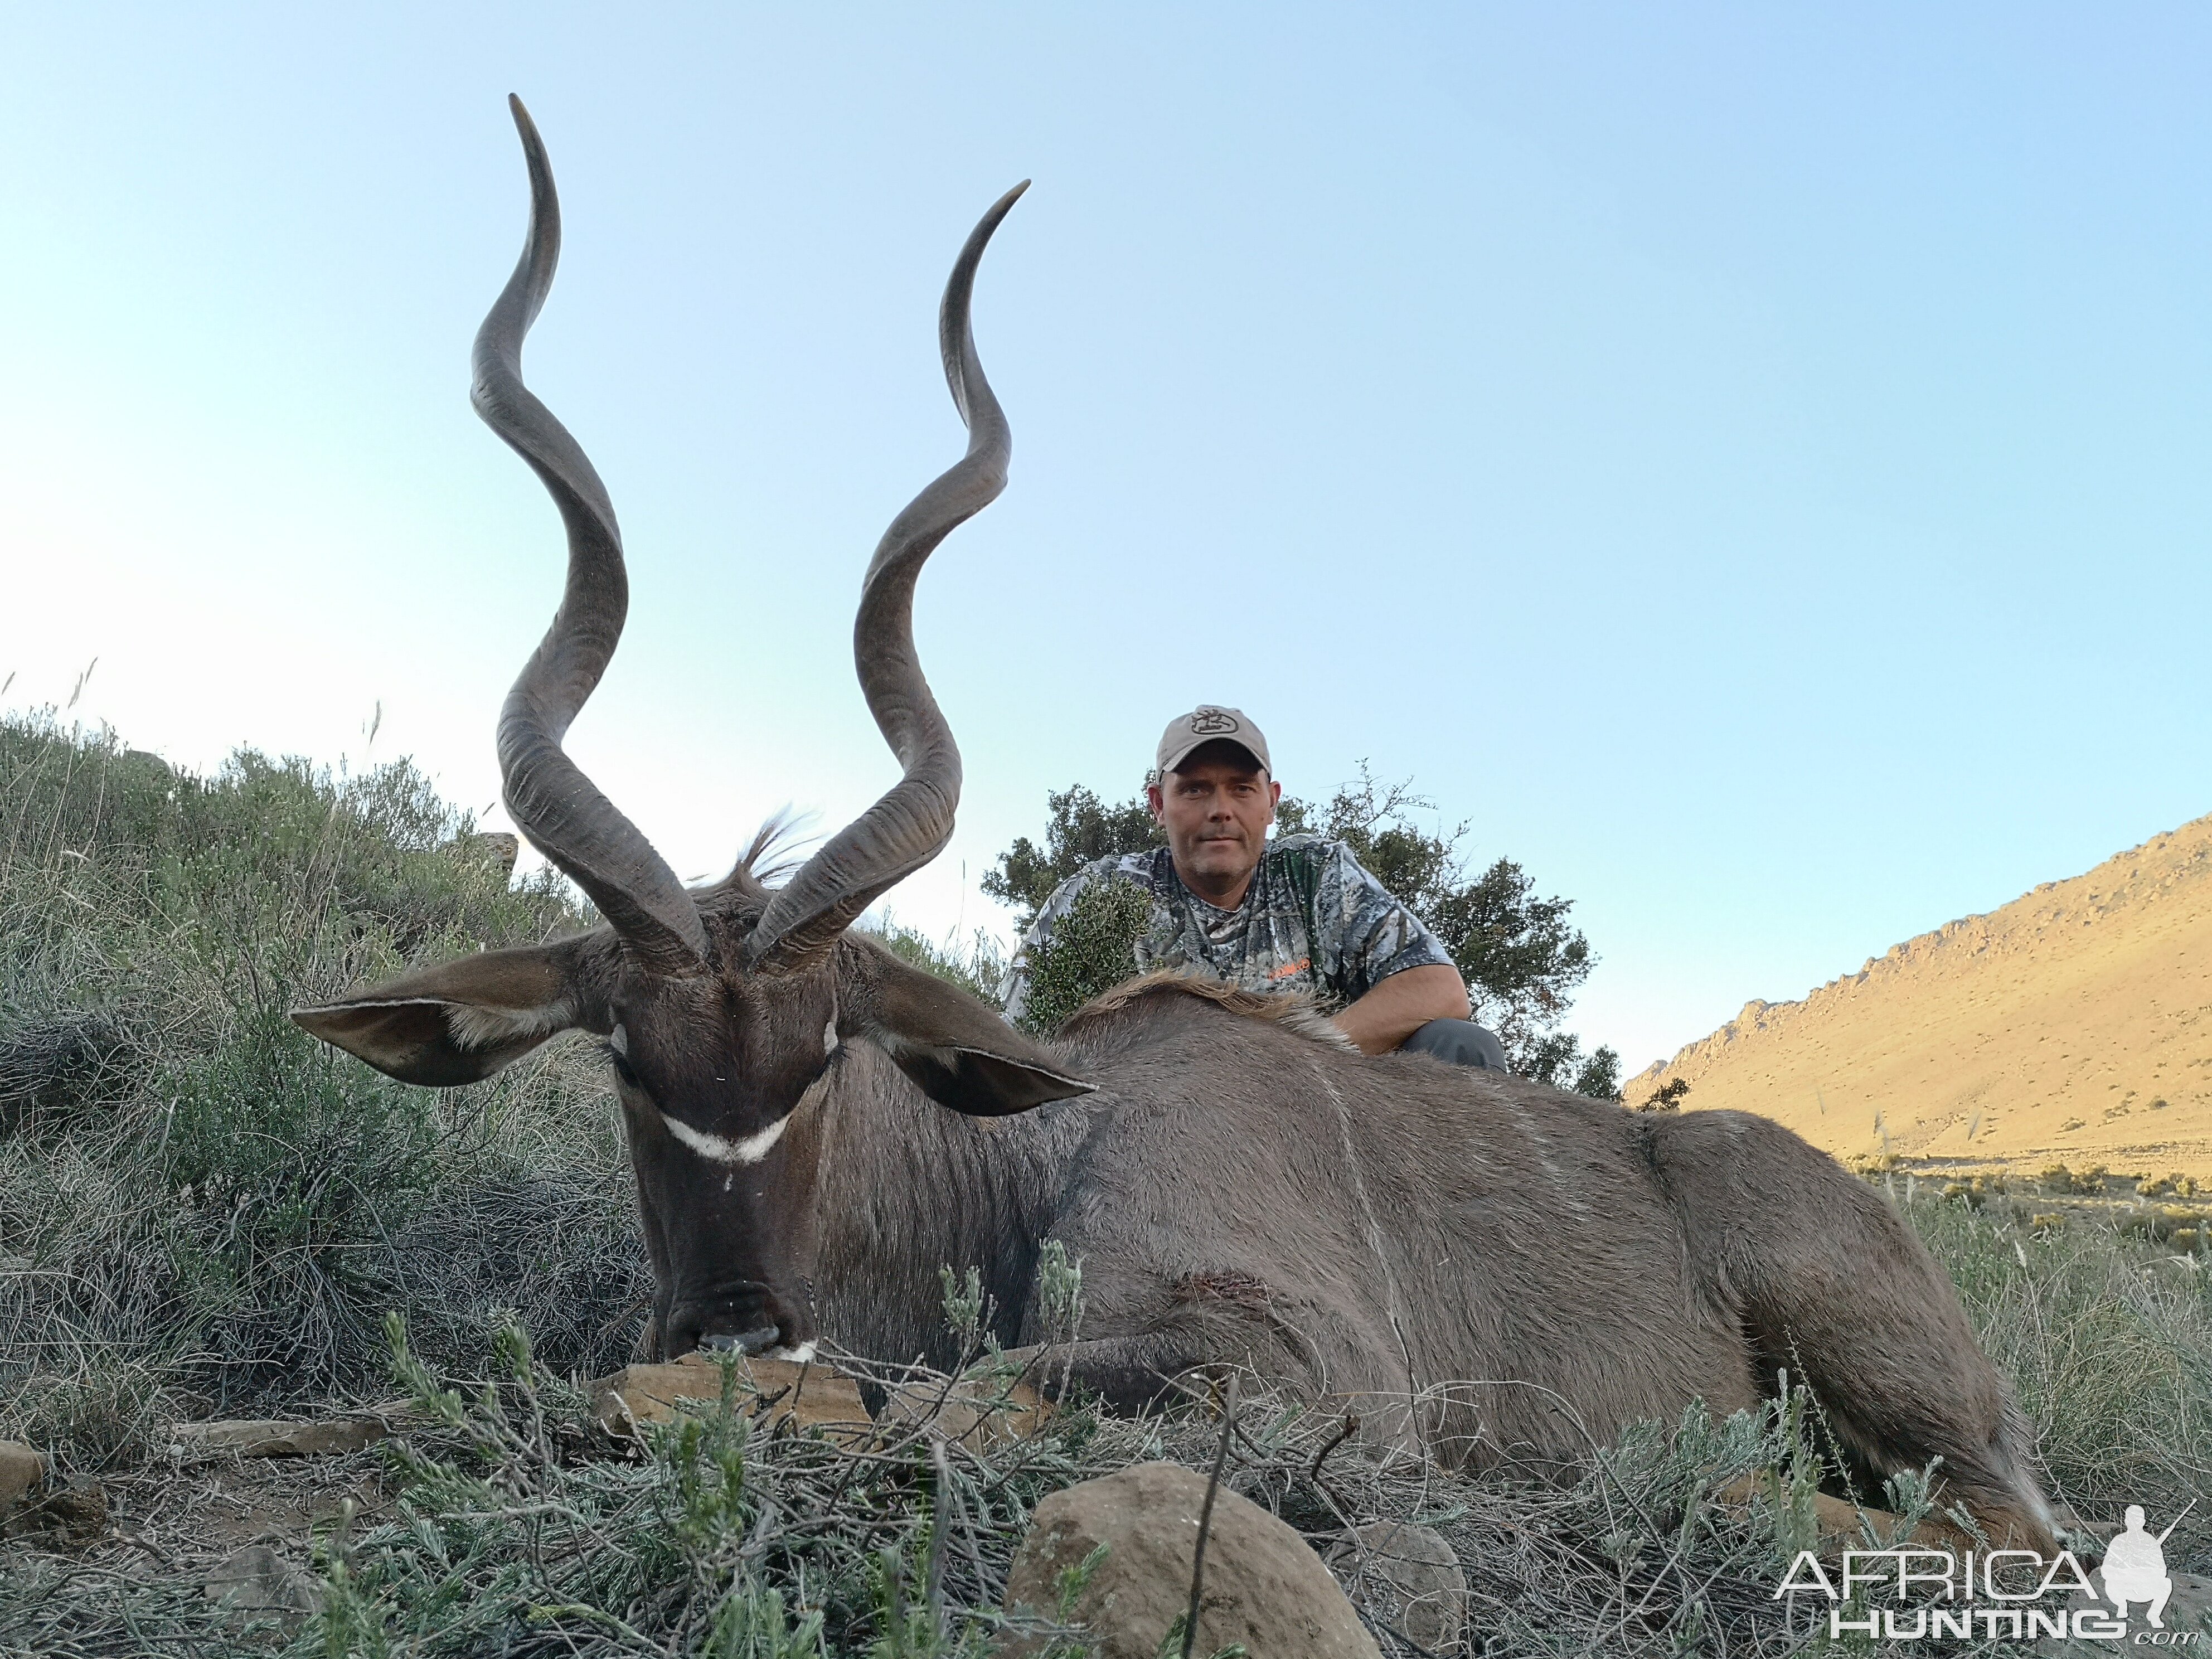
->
{"left": 1332, "top": 962, "right": 1471, "bottom": 1055}
{"left": 1304, "top": 840, "right": 1470, "bottom": 1053}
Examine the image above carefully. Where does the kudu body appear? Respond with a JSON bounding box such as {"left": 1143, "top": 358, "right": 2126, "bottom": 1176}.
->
{"left": 298, "top": 102, "right": 2056, "bottom": 1549}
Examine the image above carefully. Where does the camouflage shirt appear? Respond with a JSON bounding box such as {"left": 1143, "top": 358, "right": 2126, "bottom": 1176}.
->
{"left": 998, "top": 835, "right": 1457, "bottom": 1023}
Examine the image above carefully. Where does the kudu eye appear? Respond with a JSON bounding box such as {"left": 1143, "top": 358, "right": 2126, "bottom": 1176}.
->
{"left": 607, "top": 1022, "right": 641, "bottom": 1088}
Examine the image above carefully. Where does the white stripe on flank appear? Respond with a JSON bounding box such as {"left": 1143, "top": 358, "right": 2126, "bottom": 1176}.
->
{"left": 664, "top": 1113, "right": 789, "bottom": 1166}
{"left": 1309, "top": 1058, "right": 1418, "bottom": 1393}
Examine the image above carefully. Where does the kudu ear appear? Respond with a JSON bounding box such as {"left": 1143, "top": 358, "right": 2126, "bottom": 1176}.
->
{"left": 838, "top": 937, "right": 1094, "bottom": 1116}
{"left": 291, "top": 940, "right": 605, "bottom": 1088}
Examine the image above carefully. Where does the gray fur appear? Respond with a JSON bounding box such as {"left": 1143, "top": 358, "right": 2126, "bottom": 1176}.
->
{"left": 803, "top": 978, "right": 2055, "bottom": 1545}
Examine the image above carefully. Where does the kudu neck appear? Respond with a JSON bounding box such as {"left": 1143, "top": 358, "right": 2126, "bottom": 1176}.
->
{"left": 806, "top": 1040, "right": 1092, "bottom": 1370}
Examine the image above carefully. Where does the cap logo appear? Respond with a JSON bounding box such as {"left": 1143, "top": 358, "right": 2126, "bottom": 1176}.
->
{"left": 1189, "top": 708, "right": 1239, "bottom": 735}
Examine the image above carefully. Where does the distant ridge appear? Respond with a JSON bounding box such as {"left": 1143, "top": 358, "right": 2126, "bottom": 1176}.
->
{"left": 1622, "top": 813, "right": 2212, "bottom": 1177}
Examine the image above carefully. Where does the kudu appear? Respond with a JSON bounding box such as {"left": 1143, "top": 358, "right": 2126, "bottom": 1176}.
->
{"left": 297, "top": 100, "right": 2057, "bottom": 1548}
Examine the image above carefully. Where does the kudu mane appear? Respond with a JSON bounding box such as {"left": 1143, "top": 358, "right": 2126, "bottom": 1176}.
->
{"left": 1059, "top": 971, "right": 1360, "bottom": 1052}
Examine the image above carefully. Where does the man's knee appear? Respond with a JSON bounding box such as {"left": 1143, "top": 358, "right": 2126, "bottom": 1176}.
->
{"left": 1401, "top": 1018, "right": 1507, "bottom": 1071}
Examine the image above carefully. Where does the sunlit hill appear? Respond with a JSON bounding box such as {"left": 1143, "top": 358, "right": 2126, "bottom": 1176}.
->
{"left": 1624, "top": 814, "right": 2212, "bottom": 1178}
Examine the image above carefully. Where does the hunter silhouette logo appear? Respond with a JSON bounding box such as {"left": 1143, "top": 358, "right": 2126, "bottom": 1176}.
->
{"left": 2104, "top": 1504, "right": 2188, "bottom": 1629}
{"left": 1773, "top": 1501, "right": 2200, "bottom": 1643}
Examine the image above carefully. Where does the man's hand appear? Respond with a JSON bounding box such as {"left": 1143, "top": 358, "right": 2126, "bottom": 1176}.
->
{"left": 1332, "top": 964, "right": 1472, "bottom": 1056}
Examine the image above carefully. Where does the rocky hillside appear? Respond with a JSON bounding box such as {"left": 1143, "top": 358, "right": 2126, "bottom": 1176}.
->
{"left": 1623, "top": 813, "right": 2212, "bottom": 1178}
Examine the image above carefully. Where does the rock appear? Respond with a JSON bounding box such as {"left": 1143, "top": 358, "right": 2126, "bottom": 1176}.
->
{"left": 1327, "top": 1520, "right": 1467, "bottom": 1651}
{"left": 589, "top": 1353, "right": 871, "bottom": 1443}
{"left": 876, "top": 1375, "right": 1051, "bottom": 1450}
{"left": 43, "top": 1481, "right": 108, "bottom": 1537}
{"left": 1002, "top": 1460, "right": 1381, "bottom": 1658}
{"left": 0, "top": 1440, "right": 46, "bottom": 1513}
{"left": 168, "top": 1418, "right": 386, "bottom": 1463}
{"left": 2171, "top": 1573, "right": 2212, "bottom": 1632}
{"left": 205, "top": 1544, "right": 322, "bottom": 1616}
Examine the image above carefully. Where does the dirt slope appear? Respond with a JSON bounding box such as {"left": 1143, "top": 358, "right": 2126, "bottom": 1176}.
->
{"left": 1621, "top": 813, "right": 2212, "bottom": 1179}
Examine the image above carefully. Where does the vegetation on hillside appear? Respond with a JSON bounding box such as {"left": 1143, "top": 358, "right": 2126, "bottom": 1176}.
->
{"left": 0, "top": 712, "right": 647, "bottom": 1451}
{"left": 4, "top": 713, "right": 2210, "bottom": 1656}
{"left": 984, "top": 768, "right": 1621, "bottom": 1097}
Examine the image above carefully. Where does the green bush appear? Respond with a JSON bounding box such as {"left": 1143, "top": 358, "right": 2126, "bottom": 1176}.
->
{"left": 7, "top": 711, "right": 2212, "bottom": 1656}
{"left": 1907, "top": 1190, "right": 2212, "bottom": 1558}
{"left": 868, "top": 915, "right": 1008, "bottom": 1004}
{"left": 1010, "top": 877, "right": 1152, "bottom": 1036}
{"left": 0, "top": 713, "right": 645, "bottom": 1464}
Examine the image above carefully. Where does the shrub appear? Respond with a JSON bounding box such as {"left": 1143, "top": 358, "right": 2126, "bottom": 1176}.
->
{"left": 0, "top": 713, "right": 644, "bottom": 1466}
{"left": 1011, "top": 877, "right": 1153, "bottom": 1036}
{"left": 1908, "top": 1191, "right": 2212, "bottom": 1558}
{"left": 867, "top": 915, "right": 1008, "bottom": 1004}
{"left": 8, "top": 710, "right": 2212, "bottom": 1652}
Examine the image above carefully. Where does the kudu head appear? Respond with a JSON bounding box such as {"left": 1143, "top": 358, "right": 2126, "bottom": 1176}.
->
{"left": 293, "top": 98, "right": 1088, "bottom": 1361}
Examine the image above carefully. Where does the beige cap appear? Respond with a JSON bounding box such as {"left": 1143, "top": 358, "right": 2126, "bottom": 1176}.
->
{"left": 1153, "top": 706, "right": 1271, "bottom": 779}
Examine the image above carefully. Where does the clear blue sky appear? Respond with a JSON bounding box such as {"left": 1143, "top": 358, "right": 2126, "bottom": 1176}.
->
{"left": 4, "top": 5, "right": 2208, "bottom": 1072}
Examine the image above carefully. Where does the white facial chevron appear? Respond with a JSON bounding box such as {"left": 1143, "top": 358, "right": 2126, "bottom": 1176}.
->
{"left": 663, "top": 1112, "right": 789, "bottom": 1166}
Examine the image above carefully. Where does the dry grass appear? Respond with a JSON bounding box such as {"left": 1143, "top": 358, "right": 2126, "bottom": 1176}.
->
{"left": 0, "top": 713, "right": 647, "bottom": 1466}
{"left": 5, "top": 714, "right": 2211, "bottom": 1656}
{"left": 0, "top": 1309, "right": 1928, "bottom": 1659}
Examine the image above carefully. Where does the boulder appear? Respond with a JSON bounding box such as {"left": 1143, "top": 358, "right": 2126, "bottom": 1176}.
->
{"left": 1002, "top": 1460, "right": 1381, "bottom": 1658}
{"left": 0, "top": 1440, "right": 46, "bottom": 1514}
{"left": 589, "top": 1353, "right": 871, "bottom": 1443}
{"left": 1327, "top": 1520, "right": 1467, "bottom": 1651}
{"left": 168, "top": 1418, "right": 386, "bottom": 1463}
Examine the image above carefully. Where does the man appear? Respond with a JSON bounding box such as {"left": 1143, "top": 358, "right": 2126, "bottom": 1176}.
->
{"left": 1000, "top": 706, "right": 1508, "bottom": 1066}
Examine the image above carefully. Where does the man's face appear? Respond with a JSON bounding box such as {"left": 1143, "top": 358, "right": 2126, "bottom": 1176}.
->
{"left": 1147, "top": 753, "right": 1282, "bottom": 895}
